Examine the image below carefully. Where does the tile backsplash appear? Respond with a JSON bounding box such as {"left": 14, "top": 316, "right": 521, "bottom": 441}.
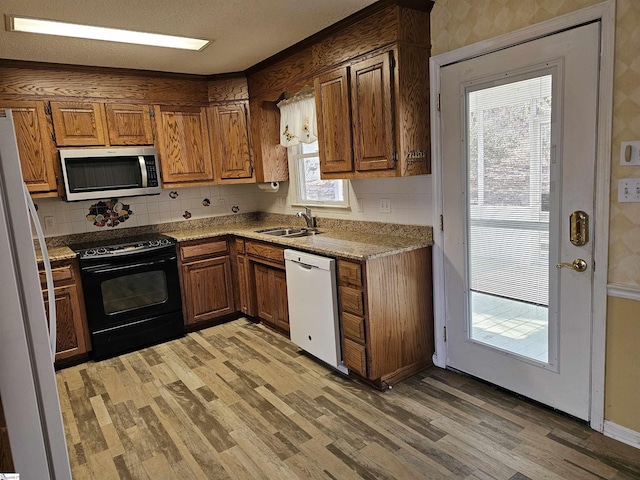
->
{"left": 34, "top": 183, "right": 262, "bottom": 237}
{"left": 34, "top": 176, "right": 434, "bottom": 237}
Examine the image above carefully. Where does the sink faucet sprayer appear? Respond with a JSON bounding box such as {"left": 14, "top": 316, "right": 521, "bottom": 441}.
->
{"left": 296, "top": 207, "right": 317, "bottom": 228}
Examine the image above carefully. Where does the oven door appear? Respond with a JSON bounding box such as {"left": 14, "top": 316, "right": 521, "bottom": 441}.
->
{"left": 80, "top": 249, "right": 182, "bottom": 333}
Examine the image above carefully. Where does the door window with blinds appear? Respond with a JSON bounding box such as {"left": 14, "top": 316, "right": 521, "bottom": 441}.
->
{"left": 465, "top": 71, "right": 555, "bottom": 363}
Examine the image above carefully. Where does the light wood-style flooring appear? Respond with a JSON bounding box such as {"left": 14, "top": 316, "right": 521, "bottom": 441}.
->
{"left": 57, "top": 318, "right": 640, "bottom": 479}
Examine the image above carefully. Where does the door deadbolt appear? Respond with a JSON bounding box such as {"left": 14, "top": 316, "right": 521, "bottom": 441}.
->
{"left": 570, "top": 211, "right": 589, "bottom": 246}
{"left": 556, "top": 258, "right": 588, "bottom": 272}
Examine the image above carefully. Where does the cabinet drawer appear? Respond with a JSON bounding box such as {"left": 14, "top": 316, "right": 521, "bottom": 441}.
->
{"left": 40, "top": 264, "right": 74, "bottom": 286}
{"left": 342, "top": 311, "right": 366, "bottom": 344}
{"left": 180, "top": 239, "right": 227, "bottom": 261}
{"left": 235, "top": 238, "right": 245, "bottom": 254}
{"left": 246, "top": 240, "right": 285, "bottom": 265}
{"left": 338, "top": 260, "right": 362, "bottom": 287}
{"left": 343, "top": 338, "right": 367, "bottom": 377}
{"left": 339, "top": 286, "right": 364, "bottom": 316}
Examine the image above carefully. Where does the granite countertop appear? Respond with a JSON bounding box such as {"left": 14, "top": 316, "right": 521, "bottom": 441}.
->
{"left": 38, "top": 214, "right": 433, "bottom": 263}
{"left": 165, "top": 222, "right": 432, "bottom": 261}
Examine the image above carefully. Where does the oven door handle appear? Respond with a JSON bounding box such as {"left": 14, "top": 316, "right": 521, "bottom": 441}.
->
{"left": 85, "top": 256, "right": 176, "bottom": 274}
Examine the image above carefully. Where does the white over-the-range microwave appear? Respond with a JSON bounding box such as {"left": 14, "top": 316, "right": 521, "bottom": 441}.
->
{"left": 59, "top": 147, "right": 162, "bottom": 201}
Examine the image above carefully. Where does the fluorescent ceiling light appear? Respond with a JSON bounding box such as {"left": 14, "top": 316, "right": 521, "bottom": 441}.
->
{"left": 6, "top": 15, "right": 210, "bottom": 51}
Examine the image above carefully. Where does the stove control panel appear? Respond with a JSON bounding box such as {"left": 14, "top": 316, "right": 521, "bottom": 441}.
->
{"left": 75, "top": 236, "right": 174, "bottom": 259}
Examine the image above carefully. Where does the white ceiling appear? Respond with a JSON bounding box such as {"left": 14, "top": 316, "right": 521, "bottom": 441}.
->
{"left": 0, "top": 0, "right": 378, "bottom": 75}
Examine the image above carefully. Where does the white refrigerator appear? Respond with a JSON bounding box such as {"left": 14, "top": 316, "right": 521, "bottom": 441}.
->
{"left": 0, "top": 111, "right": 72, "bottom": 478}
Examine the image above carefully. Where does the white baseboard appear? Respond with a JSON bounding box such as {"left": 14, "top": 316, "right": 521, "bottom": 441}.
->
{"left": 603, "top": 420, "right": 640, "bottom": 449}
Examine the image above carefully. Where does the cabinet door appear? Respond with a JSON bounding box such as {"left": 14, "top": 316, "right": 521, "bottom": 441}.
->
{"left": 1, "top": 101, "right": 57, "bottom": 194}
{"left": 350, "top": 51, "right": 395, "bottom": 171}
{"left": 237, "top": 254, "right": 250, "bottom": 315}
{"left": 105, "top": 103, "right": 153, "bottom": 145}
{"left": 315, "top": 67, "right": 354, "bottom": 173}
{"left": 43, "top": 284, "right": 88, "bottom": 361}
{"left": 272, "top": 268, "right": 289, "bottom": 332}
{"left": 182, "top": 256, "right": 234, "bottom": 324}
{"left": 209, "top": 102, "right": 253, "bottom": 180}
{"left": 153, "top": 105, "right": 213, "bottom": 184}
{"left": 254, "top": 263, "right": 274, "bottom": 323}
{"left": 50, "top": 101, "right": 107, "bottom": 146}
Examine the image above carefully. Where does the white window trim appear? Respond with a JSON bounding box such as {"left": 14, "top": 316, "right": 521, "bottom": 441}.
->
{"left": 287, "top": 144, "right": 351, "bottom": 210}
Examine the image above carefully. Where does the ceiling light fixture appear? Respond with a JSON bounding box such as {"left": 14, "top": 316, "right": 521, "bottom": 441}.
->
{"left": 6, "top": 15, "right": 210, "bottom": 51}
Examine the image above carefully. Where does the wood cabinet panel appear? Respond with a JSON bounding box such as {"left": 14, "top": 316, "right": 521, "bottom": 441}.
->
{"left": 43, "top": 284, "right": 87, "bottom": 361}
{"left": 50, "top": 101, "right": 107, "bottom": 146}
{"left": 39, "top": 264, "right": 73, "bottom": 285}
{"left": 343, "top": 338, "right": 367, "bottom": 377}
{"left": 209, "top": 102, "right": 253, "bottom": 180}
{"left": 337, "top": 260, "right": 363, "bottom": 288}
{"left": 0, "top": 100, "right": 57, "bottom": 194}
{"left": 236, "top": 254, "right": 250, "bottom": 315}
{"left": 254, "top": 263, "right": 273, "bottom": 324}
{"left": 245, "top": 240, "right": 285, "bottom": 265}
{"left": 342, "top": 311, "right": 366, "bottom": 344}
{"left": 351, "top": 52, "right": 395, "bottom": 172}
{"left": 339, "top": 286, "right": 364, "bottom": 317}
{"left": 105, "top": 103, "right": 153, "bottom": 145}
{"left": 208, "top": 76, "right": 249, "bottom": 102}
{"left": 235, "top": 238, "right": 245, "bottom": 254}
{"left": 181, "top": 256, "right": 234, "bottom": 324}
{"left": 314, "top": 67, "right": 353, "bottom": 173}
{"left": 253, "top": 263, "right": 289, "bottom": 332}
{"left": 248, "top": 100, "right": 288, "bottom": 183}
{"left": 180, "top": 239, "right": 227, "bottom": 261}
{"left": 153, "top": 105, "right": 213, "bottom": 185}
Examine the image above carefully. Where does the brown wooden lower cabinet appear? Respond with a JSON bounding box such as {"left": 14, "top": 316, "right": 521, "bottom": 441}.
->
{"left": 39, "top": 259, "right": 90, "bottom": 364}
{"left": 337, "top": 246, "right": 434, "bottom": 387}
{"left": 179, "top": 238, "right": 235, "bottom": 326}
{"left": 253, "top": 262, "right": 289, "bottom": 333}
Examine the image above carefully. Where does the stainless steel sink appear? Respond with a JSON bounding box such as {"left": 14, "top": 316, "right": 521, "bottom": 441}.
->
{"left": 256, "top": 227, "right": 321, "bottom": 238}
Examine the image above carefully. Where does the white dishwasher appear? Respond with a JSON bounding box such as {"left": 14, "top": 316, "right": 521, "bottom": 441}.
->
{"left": 284, "top": 249, "right": 348, "bottom": 374}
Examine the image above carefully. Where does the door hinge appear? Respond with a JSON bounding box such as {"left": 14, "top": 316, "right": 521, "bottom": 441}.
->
{"left": 44, "top": 103, "right": 52, "bottom": 116}
{"left": 51, "top": 132, "right": 56, "bottom": 143}
{"left": 390, "top": 53, "right": 396, "bottom": 70}
{"left": 437, "top": 94, "right": 441, "bottom": 112}
{"left": 443, "top": 326, "right": 447, "bottom": 342}
{"left": 149, "top": 107, "right": 155, "bottom": 118}
{"left": 392, "top": 152, "right": 398, "bottom": 166}
{"left": 440, "top": 214, "right": 444, "bottom": 231}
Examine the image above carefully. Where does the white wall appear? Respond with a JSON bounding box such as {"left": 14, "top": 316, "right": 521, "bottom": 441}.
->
{"left": 259, "top": 175, "right": 434, "bottom": 225}
{"left": 35, "top": 176, "right": 434, "bottom": 237}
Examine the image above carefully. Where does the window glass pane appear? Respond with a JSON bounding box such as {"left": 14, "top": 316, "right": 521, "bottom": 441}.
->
{"left": 467, "top": 74, "right": 552, "bottom": 363}
{"left": 298, "top": 156, "right": 344, "bottom": 202}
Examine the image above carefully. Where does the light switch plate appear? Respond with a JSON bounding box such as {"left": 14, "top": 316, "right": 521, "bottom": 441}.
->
{"left": 618, "top": 178, "right": 640, "bottom": 202}
{"left": 44, "top": 216, "right": 55, "bottom": 230}
{"left": 620, "top": 141, "right": 640, "bottom": 165}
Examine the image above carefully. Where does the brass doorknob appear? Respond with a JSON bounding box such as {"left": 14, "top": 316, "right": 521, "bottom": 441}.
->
{"left": 556, "top": 259, "right": 588, "bottom": 272}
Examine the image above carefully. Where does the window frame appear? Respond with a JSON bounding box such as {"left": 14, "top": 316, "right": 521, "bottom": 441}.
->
{"left": 287, "top": 142, "right": 350, "bottom": 209}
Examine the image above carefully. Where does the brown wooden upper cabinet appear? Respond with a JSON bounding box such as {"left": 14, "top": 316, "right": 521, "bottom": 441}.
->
{"left": 105, "top": 103, "right": 154, "bottom": 145}
{"left": 1, "top": 100, "right": 59, "bottom": 196}
{"left": 315, "top": 47, "right": 430, "bottom": 179}
{"left": 152, "top": 105, "right": 214, "bottom": 186}
{"left": 50, "top": 101, "right": 107, "bottom": 146}
{"left": 208, "top": 101, "right": 254, "bottom": 182}
{"left": 50, "top": 101, "right": 154, "bottom": 147}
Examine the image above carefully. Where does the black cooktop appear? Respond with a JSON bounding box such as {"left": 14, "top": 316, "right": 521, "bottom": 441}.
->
{"left": 70, "top": 233, "right": 175, "bottom": 259}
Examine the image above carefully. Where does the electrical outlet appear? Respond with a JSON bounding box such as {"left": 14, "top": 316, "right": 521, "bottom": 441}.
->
{"left": 356, "top": 197, "right": 364, "bottom": 213}
{"left": 618, "top": 178, "right": 640, "bottom": 202}
{"left": 276, "top": 197, "right": 283, "bottom": 207}
{"left": 218, "top": 197, "right": 226, "bottom": 207}
{"left": 44, "top": 216, "right": 55, "bottom": 230}
{"left": 379, "top": 198, "right": 391, "bottom": 213}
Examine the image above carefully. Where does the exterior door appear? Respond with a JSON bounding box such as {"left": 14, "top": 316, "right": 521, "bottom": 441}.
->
{"left": 441, "top": 23, "right": 599, "bottom": 420}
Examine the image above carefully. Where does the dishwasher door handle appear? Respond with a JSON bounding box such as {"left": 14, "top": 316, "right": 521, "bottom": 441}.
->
{"left": 295, "top": 262, "right": 316, "bottom": 270}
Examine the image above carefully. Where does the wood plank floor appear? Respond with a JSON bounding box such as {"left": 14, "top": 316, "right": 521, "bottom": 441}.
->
{"left": 57, "top": 318, "right": 640, "bottom": 479}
